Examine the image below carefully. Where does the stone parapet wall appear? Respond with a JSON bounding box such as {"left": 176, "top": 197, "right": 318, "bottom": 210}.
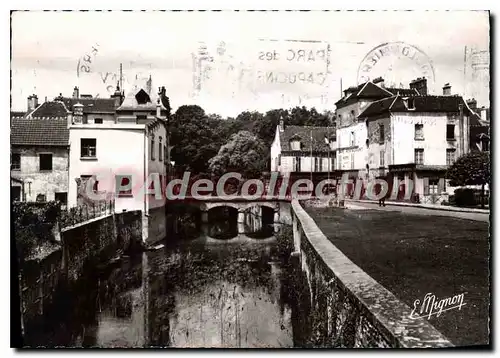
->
{"left": 290, "top": 199, "right": 453, "bottom": 348}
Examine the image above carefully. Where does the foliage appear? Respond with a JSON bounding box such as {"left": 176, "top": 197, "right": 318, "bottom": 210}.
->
{"left": 453, "top": 188, "right": 477, "bottom": 207}
{"left": 170, "top": 104, "right": 334, "bottom": 176}
{"left": 208, "top": 131, "right": 267, "bottom": 178}
{"left": 13, "top": 201, "right": 61, "bottom": 261}
{"left": 275, "top": 225, "right": 293, "bottom": 260}
{"left": 170, "top": 105, "right": 222, "bottom": 174}
{"left": 446, "top": 151, "right": 490, "bottom": 187}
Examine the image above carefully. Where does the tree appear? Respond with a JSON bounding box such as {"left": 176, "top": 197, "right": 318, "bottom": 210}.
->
{"left": 208, "top": 131, "right": 267, "bottom": 178}
{"left": 446, "top": 151, "right": 490, "bottom": 208}
{"left": 170, "top": 105, "right": 221, "bottom": 174}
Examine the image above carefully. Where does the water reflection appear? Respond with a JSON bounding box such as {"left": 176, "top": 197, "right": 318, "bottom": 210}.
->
{"left": 25, "top": 237, "right": 294, "bottom": 348}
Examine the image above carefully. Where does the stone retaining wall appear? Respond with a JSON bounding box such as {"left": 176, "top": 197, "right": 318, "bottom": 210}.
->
{"left": 290, "top": 199, "right": 453, "bottom": 348}
{"left": 61, "top": 210, "right": 142, "bottom": 281}
{"left": 20, "top": 210, "right": 143, "bottom": 339}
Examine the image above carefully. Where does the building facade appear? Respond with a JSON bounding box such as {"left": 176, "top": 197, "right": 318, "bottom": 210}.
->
{"left": 270, "top": 122, "right": 337, "bottom": 185}
{"left": 11, "top": 116, "right": 69, "bottom": 204}
{"left": 359, "top": 82, "right": 475, "bottom": 203}
{"left": 67, "top": 82, "right": 170, "bottom": 244}
{"left": 334, "top": 77, "right": 421, "bottom": 181}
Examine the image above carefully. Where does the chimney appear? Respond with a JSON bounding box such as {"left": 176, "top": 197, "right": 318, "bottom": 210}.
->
{"left": 73, "top": 86, "right": 79, "bottom": 99}
{"left": 279, "top": 120, "right": 284, "bottom": 132}
{"left": 372, "top": 77, "right": 385, "bottom": 88}
{"left": 156, "top": 99, "right": 161, "bottom": 118}
{"left": 111, "top": 82, "right": 122, "bottom": 108}
{"left": 27, "top": 94, "right": 39, "bottom": 111}
{"left": 467, "top": 98, "right": 477, "bottom": 111}
{"left": 410, "top": 77, "right": 427, "bottom": 95}
{"left": 480, "top": 107, "right": 488, "bottom": 122}
{"left": 72, "top": 103, "right": 84, "bottom": 124}
{"left": 443, "top": 83, "right": 451, "bottom": 96}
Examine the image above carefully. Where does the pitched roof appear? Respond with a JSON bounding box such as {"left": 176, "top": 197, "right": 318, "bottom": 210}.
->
{"left": 11, "top": 111, "right": 26, "bottom": 118}
{"left": 27, "top": 101, "right": 69, "bottom": 118}
{"left": 359, "top": 95, "right": 475, "bottom": 119}
{"left": 386, "top": 88, "right": 419, "bottom": 96}
{"left": 58, "top": 97, "right": 117, "bottom": 114}
{"left": 335, "top": 81, "right": 393, "bottom": 108}
{"left": 11, "top": 117, "right": 69, "bottom": 146}
{"left": 117, "top": 87, "right": 166, "bottom": 112}
{"left": 279, "top": 125, "right": 335, "bottom": 152}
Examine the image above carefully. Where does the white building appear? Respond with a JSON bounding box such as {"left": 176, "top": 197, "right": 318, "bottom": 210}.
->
{"left": 358, "top": 81, "right": 477, "bottom": 204}
{"left": 334, "top": 77, "right": 420, "bottom": 180}
{"left": 270, "top": 121, "right": 336, "bottom": 174}
{"left": 68, "top": 82, "right": 170, "bottom": 244}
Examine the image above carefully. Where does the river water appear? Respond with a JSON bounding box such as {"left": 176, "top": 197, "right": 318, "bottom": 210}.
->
{"left": 24, "top": 235, "right": 300, "bottom": 348}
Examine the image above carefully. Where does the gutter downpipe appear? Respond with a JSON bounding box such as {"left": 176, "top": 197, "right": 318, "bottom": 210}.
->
{"left": 143, "top": 125, "right": 148, "bottom": 244}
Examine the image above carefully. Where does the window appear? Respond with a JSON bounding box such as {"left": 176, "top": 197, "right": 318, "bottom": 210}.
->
{"left": 11, "top": 153, "right": 20, "bottom": 170}
{"left": 330, "top": 156, "right": 336, "bottom": 171}
{"left": 408, "top": 98, "right": 415, "bottom": 109}
{"left": 81, "top": 138, "right": 96, "bottom": 158}
{"left": 446, "top": 149, "right": 456, "bottom": 166}
{"left": 82, "top": 116, "right": 88, "bottom": 124}
{"left": 136, "top": 114, "right": 147, "bottom": 122}
{"left": 151, "top": 135, "right": 155, "bottom": 160}
{"left": 94, "top": 118, "right": 103, "bottom": 124}
{"left": 54, "top": 192, "right": 68, "bottom": 205}
{"left": 116, "top": 175, "right": 133, "bottom": 197}
{"left": 293, "top": 157, "right": 301, "bottom": 172}
{"left": 290, "top": 140, "right": 301, "bottom": 151}
{"left": 414, "top": 124, "right": 424, "bottom": 140}
{"left": 380, "top": 150, "right": 385, "bottom": 167}
{"left": 159, "top": 137, "right": 163, "bottom": 161}
{"left": 11, "top": 186, "right": 21, "bottom": 202}
{"left": 424, "top": 178, "right": 445, "bottom": 195}
{"left": 314, "top": 157, "right": 320, "bottom": 172}
{"left": 278, "top": 154, "right": 281, "bottom": 166}
{"left": 164, "top": 145, "right": 168, "bottom": 162}
{"left": 379, "top": 124, "right": 385, "bottom": 143}
{"left": 428, "top": 178, "right": 439, "bottom": 194}
{"left": 350, "top": 153, "right": 355, "bottom": 169}
{"left": 39, "top": 153, "right": 53, "bottom": 171}
{"left": 80, "top": 175, "right": 98, "bottom": 192}
{"left": 349, "top": 131, "right": 356, "bottom": 146}
{"left": 446, "top": 124, "right": 455, "bottom": 140}
{"left": 36, "top": 194, "right": 46, "bottom": 202}
{"left": 414, "top": 149, "right": 424, "bottom": 164}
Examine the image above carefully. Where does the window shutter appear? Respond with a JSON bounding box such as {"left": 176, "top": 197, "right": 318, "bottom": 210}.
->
{"left": 423, "top": 177, "right": 429, "bottom": 195}
{"left": 438, "top": 178, "right": 445, "bottom": 193}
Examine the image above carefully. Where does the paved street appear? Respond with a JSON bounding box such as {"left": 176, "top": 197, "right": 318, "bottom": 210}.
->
{"left": 345, "top": 200, "right": 490, "bottom": 222}
{"left": 305, "top": 206, "right": 490, "bottom": 346}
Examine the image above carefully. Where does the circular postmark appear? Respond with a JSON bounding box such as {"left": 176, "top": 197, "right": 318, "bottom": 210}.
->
{"left": 357, "top": 42, "right": 435, "bottom": 87}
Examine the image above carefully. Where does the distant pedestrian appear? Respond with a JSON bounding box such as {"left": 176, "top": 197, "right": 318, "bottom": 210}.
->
{"left": 378, "top": 196, "right": 386, "bottom": 207}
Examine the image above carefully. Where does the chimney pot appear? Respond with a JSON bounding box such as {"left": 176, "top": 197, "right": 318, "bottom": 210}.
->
{"left": 443, "top": 83, "right": 451, "bottom": 96}
{"left": 27, "top": 93, "right": 39, "bottom": 111}
{"left": 73, "top": 86, "right": 79, "bottom": 99}
{"left": 410, "top": 77, "right": 427, "bottom": 95}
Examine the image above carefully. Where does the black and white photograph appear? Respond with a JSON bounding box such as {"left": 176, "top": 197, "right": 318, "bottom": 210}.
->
{"left": 10, "top": 9, "right": 491, "bottom": 349}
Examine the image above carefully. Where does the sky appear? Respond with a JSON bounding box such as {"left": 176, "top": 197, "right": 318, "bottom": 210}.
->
{"left": 11, "top": 10, "right": 490, "bottom": 117}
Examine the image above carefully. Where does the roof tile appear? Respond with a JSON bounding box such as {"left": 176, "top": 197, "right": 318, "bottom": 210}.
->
{"left": 279, "top": 125, "right": 335, "bottom": 152}
{"left": 11, "top": 117, "right": 69, "bottom": 146}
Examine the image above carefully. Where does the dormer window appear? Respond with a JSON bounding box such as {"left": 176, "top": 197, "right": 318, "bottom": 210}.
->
{"left": 135, "top": 89, "right": 151, "bottom": 104}
{"left": 403, "top": 97, "right": 415, "bottom": 110}
{"left": 290, "top": 139, "right": 301, "bottom": 151}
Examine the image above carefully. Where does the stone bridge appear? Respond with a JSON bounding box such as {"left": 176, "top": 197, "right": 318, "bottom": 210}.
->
{"left": 170, "top": 196, "right": 292, "bottom": 235}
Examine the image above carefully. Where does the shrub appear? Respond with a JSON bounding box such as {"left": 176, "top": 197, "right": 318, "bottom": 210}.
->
{"left": 276, "top": 225, "right": 293, "bottom": 259}
{"left": 454, "top": 188, "right": 476, "bottom": 207}
{"left": 12, "top": 201, "right": 61, "bottom": 261}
